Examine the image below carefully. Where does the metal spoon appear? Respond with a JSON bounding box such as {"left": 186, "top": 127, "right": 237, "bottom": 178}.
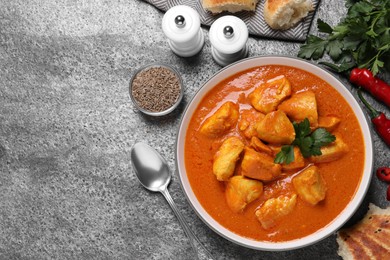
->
{"left": 130, "top": 142, "right": 213, "bottom": 260}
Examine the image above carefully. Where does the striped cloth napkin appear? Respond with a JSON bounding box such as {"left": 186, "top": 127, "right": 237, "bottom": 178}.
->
{"left": 142, "top": 0, "right": 320, "bottom": 41}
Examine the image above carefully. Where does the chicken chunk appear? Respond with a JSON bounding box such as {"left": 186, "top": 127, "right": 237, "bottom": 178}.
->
{"left": 241, "top": 148, "right": 282, "bottom": 181}
{"left": 225, "top": 176, "right": 264, "bottom": 213}
{"left": 256, "top": 110, "right": 295, "bottom": 145}
{"left": 238, "top": 108, "right": 265, "bottom": 139}
{"left": 278, "top": 90, "right": 318, "bottom": 128}
{"left": 250, "top": 136, "right": 273, "bottom": 156}
{"left": 213, "top": 137, "right": 245, "bottom": 181}
{"left": 293, "top": 165, "right": 327, "bottom": 205}
{"left": 309, "top": 135, "right": 348, "bottom": 163}
{"left": 318, "top": 116, "right": 341, "bottom": 132}
{"left": 255, "top": 194, "right": 297, "bottom": 230}
{"left": 200, "top": 101, "right": 239, "bottom": 137}
{"left": 248, "top": 75, "right": 292, "bottom": 114}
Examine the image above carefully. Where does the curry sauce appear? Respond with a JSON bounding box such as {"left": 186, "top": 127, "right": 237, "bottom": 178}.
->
{"left": 184, "top": 65, "right": 365, "bottom": 242}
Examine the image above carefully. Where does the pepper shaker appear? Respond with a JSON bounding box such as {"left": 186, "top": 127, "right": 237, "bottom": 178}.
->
{"left": 209, "top": 15, "right": 249, "bottom": 66}
{"left": 162, "top": 5, "right": 204, "bottom": 57}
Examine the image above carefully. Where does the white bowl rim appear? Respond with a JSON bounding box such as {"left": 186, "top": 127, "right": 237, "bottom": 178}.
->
{"left": 175, "top": 55, "right": 374, "bottom": 251}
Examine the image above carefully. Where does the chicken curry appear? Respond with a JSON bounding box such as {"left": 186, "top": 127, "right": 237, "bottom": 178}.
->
{"left": 184, "top": 65, "right": 365, "bottom": 242}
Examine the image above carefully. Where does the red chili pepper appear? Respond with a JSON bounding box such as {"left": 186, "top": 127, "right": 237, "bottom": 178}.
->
{"left": 350, "top": 68, "right": 390, "bottom": 108}
{"left": 376, "top": 167, "right": 390, "bottom": 182}
{"left": 357, "top": 90, "right": 390, "bottom": 147}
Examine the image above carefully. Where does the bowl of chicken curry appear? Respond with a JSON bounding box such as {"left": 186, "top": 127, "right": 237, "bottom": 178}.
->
{"left": 176, "top": 56, "right": 373, "bottom": 250}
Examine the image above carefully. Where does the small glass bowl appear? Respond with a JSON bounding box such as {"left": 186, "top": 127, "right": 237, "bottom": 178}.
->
{"left": 129, "top": 63, "right": 184, "bottom": 116}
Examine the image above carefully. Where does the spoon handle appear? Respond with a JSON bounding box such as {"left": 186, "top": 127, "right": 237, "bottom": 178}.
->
{"left": 160, "top": 188, "right": 214, "bottom": 260}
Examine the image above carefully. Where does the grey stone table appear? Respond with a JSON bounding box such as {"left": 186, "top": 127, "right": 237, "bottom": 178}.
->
{"left": 1, "top": 0, "right": 389, "bottom": 259}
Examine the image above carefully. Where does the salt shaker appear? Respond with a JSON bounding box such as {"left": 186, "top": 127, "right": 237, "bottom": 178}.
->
{"left": 209, "top": 15, "right": 249, "bottom": 66}
{"left": 162, "top": 5, "right": 204, "bottom": 57}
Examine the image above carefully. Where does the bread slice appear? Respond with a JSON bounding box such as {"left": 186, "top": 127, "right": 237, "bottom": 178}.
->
{"left": 264, "top": 0, "right": 313, "bottom": 30}
{"left": 202, "top": 0, "right": 259, "bottom": 14}
{"left": 337, "top": 203, "right": 390, "bottom": 260}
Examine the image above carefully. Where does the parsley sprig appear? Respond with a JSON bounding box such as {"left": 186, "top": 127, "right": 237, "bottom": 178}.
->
{"left": 274, "top": 119, "right": 336, "bottom": 164}
{"left": 298, "top": 0, "right": 390, "bottom": 75}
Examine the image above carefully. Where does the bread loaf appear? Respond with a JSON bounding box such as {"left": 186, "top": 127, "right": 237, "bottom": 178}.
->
{"left": 202, "top": 0, "right": 259, "bottom": 14}
{"left": 264, "top": 0, "right": 313, "bottom": 30}
{"left": 337, "top": 203, "right": 390, "bottom": 260}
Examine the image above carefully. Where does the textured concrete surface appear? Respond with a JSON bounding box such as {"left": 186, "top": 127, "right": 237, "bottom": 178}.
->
{"left": 0, "top": 0, "right": 389, "bottom": 259}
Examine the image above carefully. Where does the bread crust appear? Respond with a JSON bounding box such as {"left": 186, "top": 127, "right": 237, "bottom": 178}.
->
{"left": 202, "top": 0, "right": 259, "bottom": 14}
{"left": 337, "top": 203, "right": 390, "bottom": 260}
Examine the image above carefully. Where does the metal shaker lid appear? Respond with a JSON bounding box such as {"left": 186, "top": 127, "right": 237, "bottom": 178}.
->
{"left": 209, "top": 15, "right": 248, "bottom": 54}
{"left": 162, "top": 5, "right": 201, "bottom": 44}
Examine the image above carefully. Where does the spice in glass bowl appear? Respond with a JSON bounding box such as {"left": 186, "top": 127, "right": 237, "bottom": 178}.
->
{"left": 130, "top": 64, "right": 183, "bottom": 116}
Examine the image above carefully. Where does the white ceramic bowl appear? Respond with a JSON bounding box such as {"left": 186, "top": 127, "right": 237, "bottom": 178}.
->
{"left": 175, "top": 56, "right": 373, "bottom": 251}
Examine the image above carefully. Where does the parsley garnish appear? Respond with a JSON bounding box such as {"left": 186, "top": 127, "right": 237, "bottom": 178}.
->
{"left": 274, "top": 145, "right": 295, "bottom": 165}
{"left": 274, "top": 118, "right": 336, "bottom": 164}
{"left": 298, "top": 0, "right": 390, "bottom": 76}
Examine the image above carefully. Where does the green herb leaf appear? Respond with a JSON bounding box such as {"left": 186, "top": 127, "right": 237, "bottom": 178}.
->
{"left": 299, "top": 136, "right": 314, "bottom": 158}
{"left": 311, "top": 128, "right": 336, "bottom": 147}
{"left": 371, "top": 59, "right": 384, "bottom": 76}
{"left": 274, "top": 145, "right": 295, "bottom": 165}
{"left": 330, "top": 25, "right": 349, "bottom": 40}
{"left": 298, "top": 36, "right": 327, "bottom": 60}
{"left": 293, "top": 118, "right": 311, "bottom": 139}
{"left": 317, "top": 19, "right": 333, "bottom": 34}
{"left": 299, "top": 0, "right": 390, "bottom": 75}
{"left": 310, "top": 145, "right": 323, "bottom": 157}
{"left": 275, "top": 118, "right": 336, "bottom": 164}
{"left": 348, "top": 1, "right": 374, "bottom": 18}
{"left": 327, "top": 40, "right": 344, "bottom": 61}
{"left": 343, "top": 35, "right": 362, "bottom": 51}
{"left": 345, "top": 0, "right": 359, "bottom": 9}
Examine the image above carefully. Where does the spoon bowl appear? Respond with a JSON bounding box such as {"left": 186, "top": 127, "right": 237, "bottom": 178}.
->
{"left": 131, "top": 142, "right": 171, "bottom": 192}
